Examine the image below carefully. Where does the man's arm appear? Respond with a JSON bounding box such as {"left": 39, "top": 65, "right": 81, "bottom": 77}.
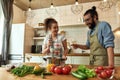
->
{"left": 78, "top": 44, "right": 90, "bottom": 50}
{"left": 107, "top": 47, "right": 114, "bottom": 67}
{"left": 102, "top": 22, "right": 115, "bottom": 67}
{"left": 71, "top": 30, "right": 90, "bottom": 50}
{"left": 71, "top": 44, "right": 89, "bottom": 50}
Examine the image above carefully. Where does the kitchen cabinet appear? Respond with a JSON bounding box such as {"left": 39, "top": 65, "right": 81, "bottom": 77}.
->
{"left": 65, "top": 56, "right": 72, "bottom": 64}
{"left": 25, "top": 56, "right": 44, "bottom": 63}
{"left": 33, "top": 26, "right": 45, "bottom": 41}
{"left": 25, "top": 54, "right": 89, "bottom": 65}
{"left": 115, "top": 56, "right": 120, "bottom": 66}
{"left": 71, "top": 56, "right": 89, "bottom": 65}
{"left": 31, "top": 25, "right": 46, "bottom": 53}
{"left": 25, "top": 53, "right": 120, "bottom": 66}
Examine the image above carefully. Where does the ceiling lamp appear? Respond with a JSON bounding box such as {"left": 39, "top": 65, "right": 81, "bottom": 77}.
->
{"left": 46, "top": 0, "right": 57, "bottom": 17}
{"left": 71, "top": 0, "right": 83, "bottom": 15}
{"left": 28, "top": 0, "right": 32, "bottom": 11}
{"left": 26, "top": 0, "right": 35, "bottom": 26}
{"left": 119, "top": 11, "right": 120, "bottom": 15}
{"left": 98, "top": 0, "right": 118, "bottom": 11}
{"left": 117, "top": 1, "right": 120, "bottom": 15}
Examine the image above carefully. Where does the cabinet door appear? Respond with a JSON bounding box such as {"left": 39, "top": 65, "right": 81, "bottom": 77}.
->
{"left": 9, "top": 24, "right": 25, "bottom": 55}
{"left": 115, "top": 57, "right": 120, "bottom": 66}
{"left": 71, "top": 56, "right": 89, "bottom": 65}
{"left": 65, "top": 56, "right": 72, "bottom": 64}
{"left": 25, "top": 56, "right": 44, "bottom": 63}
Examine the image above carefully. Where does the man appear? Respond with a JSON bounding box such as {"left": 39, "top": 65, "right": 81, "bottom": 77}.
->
{"left": 71, "top": 6, "right": 114, "bottom": 68}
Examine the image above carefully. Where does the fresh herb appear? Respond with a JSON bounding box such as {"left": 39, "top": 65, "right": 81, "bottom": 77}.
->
{"left": 72, "top": 65, "right": 96, "bottom": 80}
{"left": 11, "top": 65, "right": 34, "bottom": 77}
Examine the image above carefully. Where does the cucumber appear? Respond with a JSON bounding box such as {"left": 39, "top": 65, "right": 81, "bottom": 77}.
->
{"left": 43, "top": 72, "right": 52, "bottom": 75}
{"left": 76, "top": 71, "right": 87, "bottom": 78}
{"left": 41, "top": 73, "right": 44, "bottom": 79}
{"left": 71, "top": 72, "right": 87, "bottom": 80}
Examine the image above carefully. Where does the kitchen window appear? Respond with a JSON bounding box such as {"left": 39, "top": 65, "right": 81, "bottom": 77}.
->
{"left": 0, "top": 2, "right": 4, "bottom": 55}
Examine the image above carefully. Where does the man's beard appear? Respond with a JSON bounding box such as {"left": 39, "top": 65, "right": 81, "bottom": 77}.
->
{"left": 88, "top": 20, "right": 96, "bottom": 29}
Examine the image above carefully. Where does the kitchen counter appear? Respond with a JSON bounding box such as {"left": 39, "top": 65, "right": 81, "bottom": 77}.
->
{"left": 0, "top": 64, "right": 120, "bottom": 80}
{"left": 25, "top": 53, "right": 120, "bottom": 56}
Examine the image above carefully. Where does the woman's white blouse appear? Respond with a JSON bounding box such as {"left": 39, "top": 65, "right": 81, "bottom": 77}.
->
{"left": 43, "top": 34, "right": 66, "bottom": 57}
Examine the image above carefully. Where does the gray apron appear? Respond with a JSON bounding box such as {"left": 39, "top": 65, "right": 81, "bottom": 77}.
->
{"left": 89, "top": 22, "right": 108, "bottom": 66}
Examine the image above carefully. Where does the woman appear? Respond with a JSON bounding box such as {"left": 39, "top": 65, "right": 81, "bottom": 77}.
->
{"left": 42, "top": 18, "right": 68, "bottom": 59}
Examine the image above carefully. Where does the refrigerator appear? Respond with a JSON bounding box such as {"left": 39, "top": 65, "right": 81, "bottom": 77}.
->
{"left": 9, "top": 23, "right": 25, "bottom": 64}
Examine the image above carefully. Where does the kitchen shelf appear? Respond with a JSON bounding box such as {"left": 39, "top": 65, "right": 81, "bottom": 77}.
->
{"left": 113, "top": 27, "right": 120, "bottom": 33}
{"left": 33, "top": 37, "right": 45, "bottom": 40}
{"left": 25, "top": 53, "right": 120, "bottom": 56}
{"left": 60, "top": 23, "right": 86, "bottom": 27}
{"left": 33, "top": 27, "right": 44, "bottom": 30}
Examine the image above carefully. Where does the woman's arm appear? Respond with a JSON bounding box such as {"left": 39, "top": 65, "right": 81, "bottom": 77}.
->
{"left": 42, "top": 44, "right": 50, "bottom": 54}
{"left": 42, "top": 35, "right": 53, "bottom": 54}
{"left": 62, "top": 39, "right": 68, "bottom": 57}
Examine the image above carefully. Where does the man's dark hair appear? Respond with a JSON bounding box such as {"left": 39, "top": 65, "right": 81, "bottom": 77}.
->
{"left": 84, "top": 6, "right": 98, "bottom": 20}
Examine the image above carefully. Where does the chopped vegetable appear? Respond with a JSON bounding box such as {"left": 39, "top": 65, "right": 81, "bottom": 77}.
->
{"left": 41, "top": 72, "right": 44, "bottom": 79}
{"left": 11, "top": 65, "right": 52, "bottom": 78}
{"left": 71, "top": 65, "right": 96, "bottom": 79}
{"left": 11, "top": 65, "right": 34, "bottom": 77}
{"left": 32, "top": 67, "right": 45, "bottom": 75}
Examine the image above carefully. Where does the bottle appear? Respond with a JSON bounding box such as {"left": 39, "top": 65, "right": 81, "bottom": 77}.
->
{"left": 49, "top": 34, "right": 54, "bottom": 58}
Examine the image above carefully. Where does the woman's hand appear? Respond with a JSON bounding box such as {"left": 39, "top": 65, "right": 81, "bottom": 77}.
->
{"left": 42, "top": 47, "right": 50, "bottom": 54}
{"left": 47, "top": 39, "right": 53, "bottom": 48}
{"left": 62, "top": 55, "right": 67, "bottom": 60}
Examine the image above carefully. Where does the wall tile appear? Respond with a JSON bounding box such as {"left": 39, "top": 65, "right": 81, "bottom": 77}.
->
{"left": 26, "top": 1, "right": 120, "bottom": 53}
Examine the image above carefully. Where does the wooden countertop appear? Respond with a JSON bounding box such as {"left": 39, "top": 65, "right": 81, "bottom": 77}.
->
{"left": 0, "top": 65, "right": 120, "bottom": 80}
{"left": 25, "top": 53, "right": 120, "bottom": 57}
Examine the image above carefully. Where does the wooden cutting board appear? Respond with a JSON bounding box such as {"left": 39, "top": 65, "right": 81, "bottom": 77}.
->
{"left": 0, "top": 64, "right": 120, "bottom": 80}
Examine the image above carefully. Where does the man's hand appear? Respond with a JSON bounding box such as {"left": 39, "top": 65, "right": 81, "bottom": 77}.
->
{"left": 71, "top": 44, "right": 79, "bottom": 49}
{"left": 71, "top": 44, "right": 89, "bottom": 50}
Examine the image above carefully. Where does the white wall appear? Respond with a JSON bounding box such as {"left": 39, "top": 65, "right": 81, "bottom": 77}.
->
{"left": 26, "top": 1, "right": 119, "bottom": 30}
{"left": 26, "top": 1, "right": 120, "bottom": 53}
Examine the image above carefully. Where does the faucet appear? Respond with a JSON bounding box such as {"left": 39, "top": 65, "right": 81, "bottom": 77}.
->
{"left": 81, "top": 50, "right": 85, "bottom": 54}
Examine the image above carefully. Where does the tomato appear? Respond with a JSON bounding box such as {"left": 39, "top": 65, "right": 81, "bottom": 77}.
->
{"left": 97, "top": 66, "right": 104, "bottom": 70}
{"left": 65, "top": 66, "right": 71, "bottom": 71}
{"left": 105, "top": 69, "right": 113, "bottom": 78}
{"left": 100, "top": 71, "right": 108, "bottom": 79}
{"left": 95, "top": 68, "right": 101, "bottom": 74}
{"left": 62, "top": 66, "right": 71, "bottom": 75}
{"left": 54, "top": 66, "right": 62, "bottom": 74}
{"left": 98, "top": 73, "right": 103, "bottom": 78}
{"left": 50, "top": 65, "right": 56, "bottom": 73}
{"left": 96, "top": 66, "right": 114, "bottom": 79}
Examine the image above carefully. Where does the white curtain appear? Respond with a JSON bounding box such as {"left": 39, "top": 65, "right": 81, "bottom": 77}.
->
{"left": 0, "top": 2, "right": 4, "bottom": 55}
